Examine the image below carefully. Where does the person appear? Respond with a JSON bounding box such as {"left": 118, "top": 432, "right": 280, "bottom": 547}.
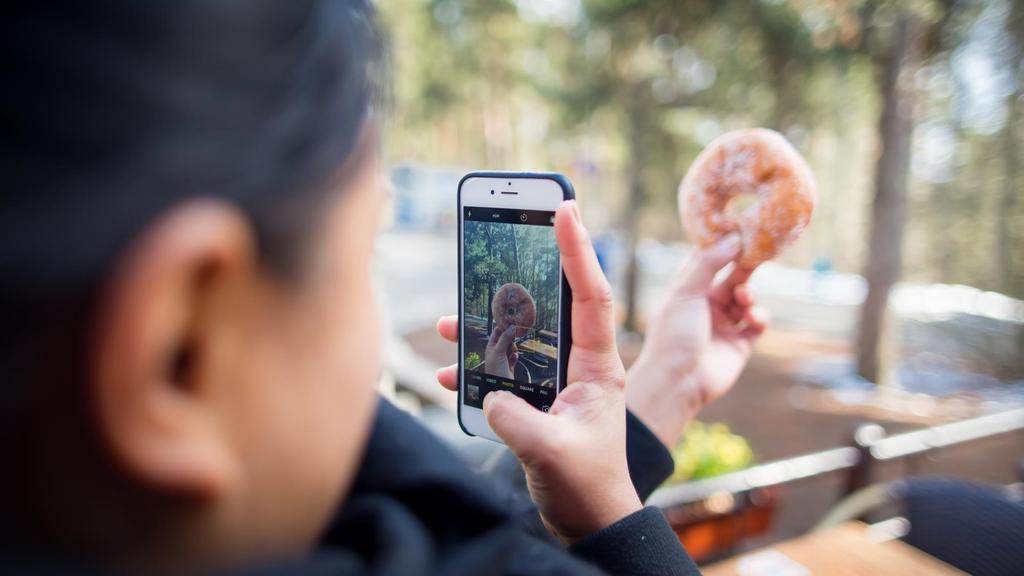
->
{"left": 1, "top": 1, "right": 766, "bottom": 574}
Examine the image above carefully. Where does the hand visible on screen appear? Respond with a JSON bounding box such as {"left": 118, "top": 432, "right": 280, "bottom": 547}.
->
{"left": 483, "top": 325, "right": 519, "bottom": 379}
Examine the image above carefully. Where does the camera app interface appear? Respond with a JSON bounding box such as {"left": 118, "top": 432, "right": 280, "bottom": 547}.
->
{"left": 462, "top": 206, "right": 560, "bottom": 412}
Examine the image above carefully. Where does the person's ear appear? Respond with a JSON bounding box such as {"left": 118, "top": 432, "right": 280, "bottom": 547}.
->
{"left": 90, "top": 199, "right": 254, "bottom": 499}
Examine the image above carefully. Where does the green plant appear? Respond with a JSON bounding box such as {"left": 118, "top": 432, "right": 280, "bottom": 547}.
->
{"left": 465, "top": 351, "right": 481, "bottom": 368}
{"left": 667, "top": 421, "right": 753, "bottom": 484}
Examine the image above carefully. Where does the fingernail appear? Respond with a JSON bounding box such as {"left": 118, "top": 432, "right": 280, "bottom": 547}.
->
{"left": 568, "top": 200, "right": 581, "bottom": 224}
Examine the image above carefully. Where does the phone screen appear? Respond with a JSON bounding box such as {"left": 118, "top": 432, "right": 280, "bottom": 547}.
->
{"left": 461, "top": 206, "right": 561, "bottom": 412}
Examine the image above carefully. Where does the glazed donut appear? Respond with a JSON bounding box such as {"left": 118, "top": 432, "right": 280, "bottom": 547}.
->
{"left": 491, "top": 282, "right": 536, "bottom": 337}
{"left": 679, "top": 128, "right": 816, "bottom": 267}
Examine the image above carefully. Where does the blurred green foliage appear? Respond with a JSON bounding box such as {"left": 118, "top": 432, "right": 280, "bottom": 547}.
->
{"left": 380, "top": 0, "right": 1023, "bottom": 298}
{"left": 667, "top": 421, "right": 754, "bottom": 483}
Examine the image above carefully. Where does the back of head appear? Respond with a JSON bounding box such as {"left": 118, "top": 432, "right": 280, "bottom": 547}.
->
{"left": 0, "top": 0, "right": 385, "bottom": 563}
{"left": 3, "top": 0, "right": 383, "bottom": 296}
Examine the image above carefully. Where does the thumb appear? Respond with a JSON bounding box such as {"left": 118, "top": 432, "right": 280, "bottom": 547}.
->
{"left": 483, "top": 391, "right": 549, "bottom": 458}
{"left": 494, "top": 324, "right": 516, "bottom": 352}
{"left": 677, "top": 233, "right": 742, "bottom": 294}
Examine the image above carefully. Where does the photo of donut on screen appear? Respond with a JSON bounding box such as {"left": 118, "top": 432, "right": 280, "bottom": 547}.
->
{"left": 462, "top": 208, "right": 560, "bottom": 411}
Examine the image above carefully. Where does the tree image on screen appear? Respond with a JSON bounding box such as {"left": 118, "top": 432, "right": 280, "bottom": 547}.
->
{"left": 464, "top": 220, "right": 559, "bottom": 388}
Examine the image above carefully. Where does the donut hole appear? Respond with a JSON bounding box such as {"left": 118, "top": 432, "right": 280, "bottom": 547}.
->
{"left": 725, "top": 194, "right": 759, "bottom": 218}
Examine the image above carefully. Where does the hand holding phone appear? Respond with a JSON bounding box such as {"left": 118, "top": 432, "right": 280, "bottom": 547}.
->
{"left": 451, "top": 187, "right": 643, "bottom": 543}
{"left": 487, "top": 200, "right": 642, "bottom": 543}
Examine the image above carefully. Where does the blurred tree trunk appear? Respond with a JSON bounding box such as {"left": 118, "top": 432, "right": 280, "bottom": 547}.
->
{"left": 622, "top": 83, "right": 645, "bottom": 333}
{"left": 997, "top": 3, "right": 1022, "bottom": 295}
{"left": 510, "top": 226, "right": 520, "bottom": 285}
{"left": 486, "top": 225, "right": 495, "bottom": 334}
{"left": 856, "top": 15, "right": 922, "bottom": 384}
{"left": 995, "top": 101, "right": 1017, "bottom": 294}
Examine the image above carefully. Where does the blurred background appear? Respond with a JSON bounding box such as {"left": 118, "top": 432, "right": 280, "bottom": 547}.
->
{"left": 371, "top": 0, "right": 1023, "bottom": 570}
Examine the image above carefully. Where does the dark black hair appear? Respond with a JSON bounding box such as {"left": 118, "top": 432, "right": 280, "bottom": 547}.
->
{"left": 2, "top": 0, "right": 387, "bottom": 300}
{"left": 0, "top": 0, "right": 387, "bottom": 489}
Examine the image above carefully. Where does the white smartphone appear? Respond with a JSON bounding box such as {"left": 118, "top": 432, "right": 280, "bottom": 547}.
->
{"left": 457, "top": 171, "right": 574, "bottom": 442}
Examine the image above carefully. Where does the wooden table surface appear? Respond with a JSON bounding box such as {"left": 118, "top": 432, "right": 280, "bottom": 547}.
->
{"left": 517, "top": 338, "right": 557, "bottom": 359}
{"left": 701, "top": 522, "right": 965, "bottom": 576}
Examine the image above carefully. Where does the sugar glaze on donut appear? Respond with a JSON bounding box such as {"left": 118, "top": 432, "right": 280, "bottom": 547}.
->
{"left": 679, "top": 128, "right": 817, "bottom": 267}
{"left": 491, "top": 282, "right": 536, "bottom": 337}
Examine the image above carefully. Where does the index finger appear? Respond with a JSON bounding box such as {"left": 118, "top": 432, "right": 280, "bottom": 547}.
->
{"left": 710, "top": 266, "right": 754, "bottom": 307}
{"left": 554, "top": 200, "right": 616, "bottom": 353}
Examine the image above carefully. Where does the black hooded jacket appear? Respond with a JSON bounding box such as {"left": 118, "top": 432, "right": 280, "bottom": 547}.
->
{"left": 9, "top": 398, "right": 700, "bottom": 575}
{"left": 248, "top": 398, "right": 702, "bottom": 575}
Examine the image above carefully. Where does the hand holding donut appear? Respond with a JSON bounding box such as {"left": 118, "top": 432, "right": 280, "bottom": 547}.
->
{"left": 484, "top": 324, "right": 519, "bottom": 379}
{"left": 623, "top": 127, "right": 812, "bottom": 448}
{"left": 626, "top": 234, "right": 769, "bottom": 448}
{"left": 484, "top": 282, "right": 536, "bottom": 378}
